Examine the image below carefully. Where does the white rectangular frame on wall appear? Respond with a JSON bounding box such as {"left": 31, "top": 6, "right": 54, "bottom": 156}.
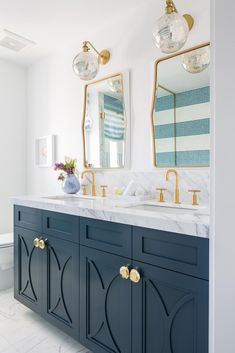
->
{"left": 35, "top": 135, "right": 55, "bottom": 168}
{"left": 122, "top": 70, "right": 131, "bottom": 170}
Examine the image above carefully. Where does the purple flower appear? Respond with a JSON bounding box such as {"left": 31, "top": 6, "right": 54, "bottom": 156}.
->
{"left": 66, "top": 167, "right": 75, "bottom": 175}
{"left": 54, "top": 163, "right": 65, "bottom": 171}
{"left": 54, "top": 158, "right": 78, "bottom": 182}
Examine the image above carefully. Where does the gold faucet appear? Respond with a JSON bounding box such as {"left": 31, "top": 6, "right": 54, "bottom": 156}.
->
{"left": 81, "top": 170, "right": 96, "bottom": 196}
{"left": 166, "top": 169, "right": 180, "bottom": 204}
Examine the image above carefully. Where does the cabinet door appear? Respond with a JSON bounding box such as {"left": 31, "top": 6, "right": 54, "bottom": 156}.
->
{"left": 80, "top": 246, "right": 132, "bottom": 353}
{"left": 132, "top": 261, "right": 209, "bottom": 353}
{"left": 14, "top": 227, "right": 43, "bottom": 314}
{"left": 42, "top": 235, "right": 79, "bottom": 340}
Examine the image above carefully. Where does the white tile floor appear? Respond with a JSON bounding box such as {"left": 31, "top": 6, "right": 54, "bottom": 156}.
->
{"left": 0, "top": 289, "right": 92, "bottom": 353}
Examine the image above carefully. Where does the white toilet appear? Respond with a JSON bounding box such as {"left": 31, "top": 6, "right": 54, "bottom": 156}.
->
{"left": 0, "top": 233, "right": 14, "bottom": 291}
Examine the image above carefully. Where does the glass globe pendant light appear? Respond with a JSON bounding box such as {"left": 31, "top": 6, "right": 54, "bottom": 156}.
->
{"left": 182, "top": 46, "right": 210, "bottom": 74}
{"left": 153, "top": 0, "right": 194, "bottom": 54}
{"left": 107, "top": 77, "right": 123, "bottom": 93}
{"left": 73, "top": 41, "right": 110, "bottom": 81}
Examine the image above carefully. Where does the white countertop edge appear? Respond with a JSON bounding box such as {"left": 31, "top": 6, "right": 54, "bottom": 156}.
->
{"left": 11, "top": 196, "right": 210, "bottom": 239}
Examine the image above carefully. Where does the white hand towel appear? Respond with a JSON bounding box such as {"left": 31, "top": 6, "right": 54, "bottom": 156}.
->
{"left": 123, "top": 180, "right": 138, "bottom": 196}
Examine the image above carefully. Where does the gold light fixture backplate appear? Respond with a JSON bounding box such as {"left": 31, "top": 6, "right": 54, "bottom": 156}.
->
{"left": 183, "top": 14, "right": 194, "bottom": 31}
{"left": 98, "top": 49, "right": 111, "bottom": 65}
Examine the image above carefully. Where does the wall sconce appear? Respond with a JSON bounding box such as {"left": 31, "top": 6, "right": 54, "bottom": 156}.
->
{"left": 73, "top": 41, "right": 111, "bottom": 81}
{"left": 153, "top": 0, "right": 194, "bottom": 54}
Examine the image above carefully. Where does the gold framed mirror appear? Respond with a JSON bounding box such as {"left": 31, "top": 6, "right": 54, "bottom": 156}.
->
{"left": 151, "top": 42, "right": 210, "bottom": 168}
{"left": 82, "top": 73, "right": 128, "bottom": 169}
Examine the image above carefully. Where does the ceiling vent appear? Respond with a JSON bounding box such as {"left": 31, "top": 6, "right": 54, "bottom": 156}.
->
{"left": 0, "top": 29, "right": 35, "bottom": 52}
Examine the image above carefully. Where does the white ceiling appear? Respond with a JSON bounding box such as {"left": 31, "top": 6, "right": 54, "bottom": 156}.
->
{"left": 0, "top": 0, "right": 146, "bottom": 66}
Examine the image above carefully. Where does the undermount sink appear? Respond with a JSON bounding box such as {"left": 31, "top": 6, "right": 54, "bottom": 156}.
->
{"left": 123, "top": 201, "right": 209, "bottom": 215}
{"left": 125, "top": 204, "right": 198, "bottom": 214}
{"left": 42, "top": 195, "right": 97, "bottom": 202}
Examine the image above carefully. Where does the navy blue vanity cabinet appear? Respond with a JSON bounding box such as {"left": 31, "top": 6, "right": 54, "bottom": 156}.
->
{"left": 14, "top": 207, "right": 209, "bottom": 353}
{"left": 80, "top": 246, "right": 132, "bottom": 353}
{"left": 14, "top": 226, "right": 43, "bottom": 314}
{"left": 132, "top": 261, "right": 209, "bottom": 353}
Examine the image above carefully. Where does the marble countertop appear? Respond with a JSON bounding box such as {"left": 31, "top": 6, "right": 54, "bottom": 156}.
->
{"left": 12, "top": 195, "right": 210, "bottom": 239}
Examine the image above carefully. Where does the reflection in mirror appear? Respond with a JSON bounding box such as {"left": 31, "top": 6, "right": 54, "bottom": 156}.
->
{"left": 152, "top": 43, "right": 210, "bottom": 167}
{"left": 82, "top": 74, "right": 127, "bottom": 169}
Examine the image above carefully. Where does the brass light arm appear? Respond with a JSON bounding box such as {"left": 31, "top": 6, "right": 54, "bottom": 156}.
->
{"left": 83, "top": 41, "right": 100, "bottom": 56}
{"left": 82, "top": 41, "right": 110, "bottom": 65}
{"left": 165, "top": 0, "right": 194, "bottom": 30}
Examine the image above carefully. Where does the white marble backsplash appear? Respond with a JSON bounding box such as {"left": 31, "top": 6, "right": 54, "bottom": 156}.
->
{"left": 81, "top": 169, "right": 210, "bottom": 206}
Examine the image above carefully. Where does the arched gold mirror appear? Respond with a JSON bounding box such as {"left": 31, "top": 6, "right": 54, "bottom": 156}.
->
{"left": 151, "top": 42, "right": 210, "bottom": 168}
{"left": 82, "top": 73, "right": 129, "bottom": 169}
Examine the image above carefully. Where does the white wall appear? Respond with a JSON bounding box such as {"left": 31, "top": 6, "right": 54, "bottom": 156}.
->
{"left": 26, "top": 0, "right": 210, "bottom": 196}
{"left": 0, "top": 59, "right": 26, "bottom": 233}
{"left": 210, "top": 0, "right": 235, "bottom": 352}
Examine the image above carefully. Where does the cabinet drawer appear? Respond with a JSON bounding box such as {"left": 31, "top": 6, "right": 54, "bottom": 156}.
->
{"left": 80, "top": 218, "right": 132, "bottom": 257}
{"left": 133, "top": 227, "right": 209, "bottom": 280}
{"left": 42, "top": 211, "right": 79, "bottom": 243}
{"left": 14, "top": 206, "right": 42, "bottom": 232}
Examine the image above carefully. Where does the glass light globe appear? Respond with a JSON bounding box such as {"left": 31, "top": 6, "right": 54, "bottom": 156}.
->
{"left": 153, "top": 12, "right": 189, "bottom": 54}
{"left": 182, "top": 46, "right": 210, "bottom": 73}
{"left": 73, "top": 51, "right": 99, "bottom": 81}
{"left": 107, "top": 78, "right": 123, "bottom": 93}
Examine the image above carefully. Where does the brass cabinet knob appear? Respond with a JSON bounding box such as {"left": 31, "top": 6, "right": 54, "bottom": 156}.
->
{"left": 130, "top": 268, "right": 141, "bottom": 283}
{"left": 188, "top": 189, "right": 201, "bottom": 206}
{"left": 38, "top": 239, "right": 46, "bottom": 250}
{"left": 156, "top": 188, "right": 167, "bottom": 202}
{"left": 120, "top": 266, "right": 130, "bottom": 280}
{"left": 100, "top": 185, "right": 108, "bottom": 198}
{"left": 33, "top": 238, "right": 40, "bottom": 248}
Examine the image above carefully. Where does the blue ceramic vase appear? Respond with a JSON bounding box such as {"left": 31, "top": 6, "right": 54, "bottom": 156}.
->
{"left": 62, "top": 174, "right": 80, "bottom": 194}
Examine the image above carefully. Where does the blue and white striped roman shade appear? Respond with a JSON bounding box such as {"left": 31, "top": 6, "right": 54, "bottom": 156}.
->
{"left": 154, "top": 86, "right": 210, "bottom": 166}
{"left": 103, "top": 95, "right": 125, "bottom": 141}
